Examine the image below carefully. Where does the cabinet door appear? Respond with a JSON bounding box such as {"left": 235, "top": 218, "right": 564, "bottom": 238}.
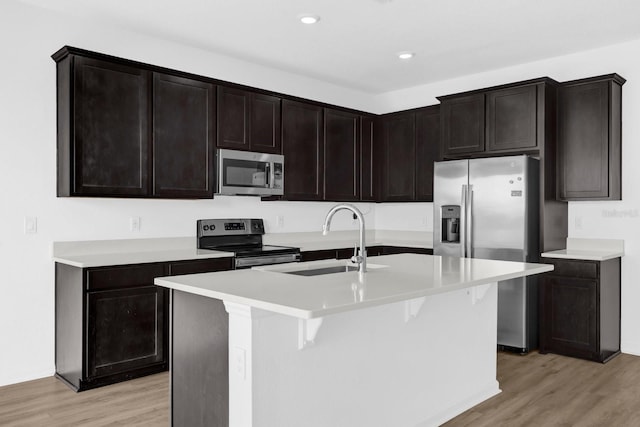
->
{"left": 324, "top": 109, "right": 360, "bottom": 201}
{"left": 360, "top": 116, "right": 377, "bottom": 201}
{"left": 557, "top": 78, "right": 622, "bottom": 200}
{"left": 217, "top": 86, "right": 250, "bottom": 150}
{"left": 486, "top": 85, "right": 538, "bottom": 152}
{"left": 250, "top": 93, "right": 281, "bottom": 154}
{"left": 415, "top": 106, "right": 440, "bottom": 201}
{"left": 73, "top": 56, "right": 150, "bottom": 196}
{"left": 86, "top": 285, "right": 167, "bottom": 379}
{"left": 282, "top": 100, "right": 324, "bottom": 200}
{"left": 153, "top": 73, "right": 215, "bottom": 198}
{"left": 540, "top": 275, "right": 598, "bottom": 359}
{"left": 440, "top": 94, "right": 484, "bottom": 157}
{"left": 381, "top": 112, "right": 415, "bottom": 201}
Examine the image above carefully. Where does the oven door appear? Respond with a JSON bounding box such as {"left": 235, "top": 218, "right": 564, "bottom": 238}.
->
{"left": 217, "top": 149, "right": 284, "bottom": 196}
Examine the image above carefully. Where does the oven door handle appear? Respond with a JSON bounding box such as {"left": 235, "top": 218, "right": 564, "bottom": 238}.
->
{"left": 235, "top": 253, "right": 301, "bottom": 269}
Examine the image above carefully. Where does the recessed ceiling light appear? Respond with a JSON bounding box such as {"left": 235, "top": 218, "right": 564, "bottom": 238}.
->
{"left": 299, "top": 14, "right": 320, "bottom": 24}
{"left": 398, "top": 52, "right": 415, "bottom": 60}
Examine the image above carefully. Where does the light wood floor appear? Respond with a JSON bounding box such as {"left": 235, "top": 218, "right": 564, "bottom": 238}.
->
{"left": 1, "top": 351, "right": 640, "bottom": 426}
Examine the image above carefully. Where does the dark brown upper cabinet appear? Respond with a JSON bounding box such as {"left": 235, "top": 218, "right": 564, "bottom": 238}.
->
{"left": 557, "top": 74, "right": 625, "bottom": 201}
{"left": 360, "top": 116, "right": 377, "bottom": 201}
{"left": 216, "top": 86, "right": 281, "bottom": 154}
{"left": 379, "top": 106, "right": 440, "bottom": 202}
{"left": 440, "top": 94, "right": 485, "bottom": 157}
{"left": 53, "top": 47, "right": 216, "bottom": 199}
{"left": 415, "top": 106, "right": 440, "bottom": 201}
{"left": 380, "top": 111, "right": 415, "bottom": 201}
{"left": 282, "top": 100, "right": 324, "bottom": 200}
{"left": 486, "top": 85, "right": 537, "bottom": 152}
{"left": 324, "top": 109, "right": 360, "bottom": 201}
{"left": 152, "top": 73, "right": 215, "bottom": 198}
{"left": 55, "top": 54, "right": 151, "bottom": 197}
{"left": 438, "top": 78, "right": 557, "bottom": 159}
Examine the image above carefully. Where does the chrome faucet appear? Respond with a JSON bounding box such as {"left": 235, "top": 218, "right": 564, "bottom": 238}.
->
{"left": 322, "top": 204, "right": 366, "bottom": 275}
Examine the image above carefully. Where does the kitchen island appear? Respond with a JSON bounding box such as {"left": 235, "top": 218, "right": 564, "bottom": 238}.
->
{"left": 155, "top": 254, "right": 553, "bottom": 427}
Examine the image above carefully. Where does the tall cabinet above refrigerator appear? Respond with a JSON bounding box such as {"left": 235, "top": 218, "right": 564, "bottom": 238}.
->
{"left": 434, "top": 155, "right": 540, "bottom": 353}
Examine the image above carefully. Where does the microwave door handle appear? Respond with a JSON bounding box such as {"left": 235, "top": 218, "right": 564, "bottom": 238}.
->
{"left": 265, "top": 163, "right": 270, "bottom": 188}
{"left": 460, "top": 185, "right": 467, "bottom": 258}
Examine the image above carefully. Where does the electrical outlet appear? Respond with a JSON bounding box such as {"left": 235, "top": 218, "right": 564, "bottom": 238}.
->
{"left": 575, "top": 216, "right": 582, "bottom": 230}
{"left": 130, "top": 216, "right": 141, "bottom": 232}
{"left": 276, "top": 215, "right": 284, "bottom": 228}
{"left": 234, "top": 347, "right": 246, "bottom": 379}
{"left": 24, "top": 216, "right": 37, "bottom": 234}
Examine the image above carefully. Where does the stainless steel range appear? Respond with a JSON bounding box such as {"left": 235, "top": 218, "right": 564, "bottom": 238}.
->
{"left": 197, "top": 218, "right": 300, "bottom": 269}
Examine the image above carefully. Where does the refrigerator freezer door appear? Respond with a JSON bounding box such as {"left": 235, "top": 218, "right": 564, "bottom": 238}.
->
{"left": 433, "top": 160, "right": 468, "bottom": 257}
{"left": 468, "top": 156, "right": 527, "bottom": 262}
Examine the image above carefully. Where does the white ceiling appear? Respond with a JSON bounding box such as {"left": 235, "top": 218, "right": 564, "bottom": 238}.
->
{"left": 20, "top": 0, "right": 640, "bottom": 94}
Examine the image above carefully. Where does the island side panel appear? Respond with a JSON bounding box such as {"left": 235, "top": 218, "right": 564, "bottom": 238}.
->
{"left": 226, "top": 284, "right": 500, "bottom": 427}
{"left": 171, "top": 290, "right": 229, "bottom": 427}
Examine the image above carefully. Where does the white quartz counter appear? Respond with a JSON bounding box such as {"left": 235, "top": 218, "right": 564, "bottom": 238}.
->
{"left": 52, "top": 237, "right": 233, "bottom": 268}
{"left": 155, "top": 253, "right": 553, "bottom": 319}
{"left": 541, "top": 238, "right": 624, "bottom": 261}
{"left": 52, "top": 230, "right": 433, "bottom": 268}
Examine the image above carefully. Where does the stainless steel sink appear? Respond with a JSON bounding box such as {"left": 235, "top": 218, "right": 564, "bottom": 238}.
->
{"left": 283, "top": 265, "right": 359, "bottom": 276}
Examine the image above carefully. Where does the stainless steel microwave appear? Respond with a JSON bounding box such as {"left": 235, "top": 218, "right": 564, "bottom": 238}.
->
{"left": 216, "top": 149, "right": 284, "bottom": 196}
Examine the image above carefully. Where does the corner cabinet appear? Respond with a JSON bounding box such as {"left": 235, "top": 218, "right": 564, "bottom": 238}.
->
{"left": 379, "top": 105, "right": 440, "bottom": 202}
{"left": 539, "top": 257, "right": 621, "bottom": 363}
{"left": 282, "top": 100, "right": 374, "bottom": 202}
{"left": 557, "top": 74, "right": 625, "bottom": 201}
{"left": 53, "top": 46, "right": 215, "bottom": 199}
{"left": 55, "top": 257, "right": 232, "bottom": 391}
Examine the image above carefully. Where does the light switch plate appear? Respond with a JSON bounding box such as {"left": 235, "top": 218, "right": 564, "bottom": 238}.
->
{"left": 24, "top": 216, "right": 37, "bottom": 234}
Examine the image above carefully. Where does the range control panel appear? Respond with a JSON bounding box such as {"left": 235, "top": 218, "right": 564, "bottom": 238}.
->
{"left": 197, "top": 218, "right": 265, "bottom": 237}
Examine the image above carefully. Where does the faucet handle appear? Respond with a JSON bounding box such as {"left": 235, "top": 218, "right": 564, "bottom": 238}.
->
{"left": 351, "top": 244, "right": 362, "bottom": 264}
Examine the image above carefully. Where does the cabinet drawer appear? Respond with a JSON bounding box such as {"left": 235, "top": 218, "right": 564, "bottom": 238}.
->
{"left": 169, "top": 258, "right": 233, "bottom": 275}
{"left": 87, "top": 263, "right": 167, "bottom": 291}
{"left": 545, "top": 259, "right": 598, "bottom": 279}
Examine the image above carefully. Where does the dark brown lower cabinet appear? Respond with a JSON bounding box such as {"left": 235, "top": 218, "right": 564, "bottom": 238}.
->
{"left": 539, "top": 257, "right": 621, "bottom": 363}
{"left": 55, "top": 257, "right": 232, "bottom": 391}
{"left": 301, "top": 246, "right": 432, "bottom": 262}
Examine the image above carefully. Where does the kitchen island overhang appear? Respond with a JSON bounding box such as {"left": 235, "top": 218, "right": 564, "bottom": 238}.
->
{"left": 155, "top": 254, "right": 553, "bottom": 427}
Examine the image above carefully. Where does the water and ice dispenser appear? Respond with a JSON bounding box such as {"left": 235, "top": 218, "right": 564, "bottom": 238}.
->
{"left": 441, "top": 205, "right": 460, "bottom": 243}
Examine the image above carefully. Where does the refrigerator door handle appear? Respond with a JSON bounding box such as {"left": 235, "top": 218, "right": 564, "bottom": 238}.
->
{"left": 460, "top": 185, "right": 467, "bottom": 257}
{"left": 467, "top": 185, "right": 474, "bottom": 258}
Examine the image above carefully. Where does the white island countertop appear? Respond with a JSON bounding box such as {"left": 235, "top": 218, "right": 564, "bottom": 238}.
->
{"left": 155, "top": 253, "right": 553, "bottom": 319}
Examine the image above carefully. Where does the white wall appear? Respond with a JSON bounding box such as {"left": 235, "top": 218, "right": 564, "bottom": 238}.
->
{"left": 3, "top": 0, "right": 640, "bottom": 387}
{"left": 0, "top": 0, "right": 377, "bottom": 387}
{"left": 375, "top": 40, "right": 640, "bottom": 355}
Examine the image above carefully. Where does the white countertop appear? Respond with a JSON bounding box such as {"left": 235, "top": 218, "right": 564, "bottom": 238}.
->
{"left": 154, "top": 254, "right": 553, "bottom": 319}
{"left": 541, "top": 238, "right": 624, "bottom": 261}
{"left": 52, "top": 237, "right": 233, "bottom": 268}
{"left": 52, "top": 231, "right": 433, "bottom": 268}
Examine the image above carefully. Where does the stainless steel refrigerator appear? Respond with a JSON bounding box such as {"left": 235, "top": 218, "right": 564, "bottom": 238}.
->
{"left": 434, "top": 155, "right": 540, "bottom": 353}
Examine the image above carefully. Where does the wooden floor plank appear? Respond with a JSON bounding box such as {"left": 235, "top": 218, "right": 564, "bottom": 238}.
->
{"left": 2, "top": 351, "right": 640, "bottom": 426}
